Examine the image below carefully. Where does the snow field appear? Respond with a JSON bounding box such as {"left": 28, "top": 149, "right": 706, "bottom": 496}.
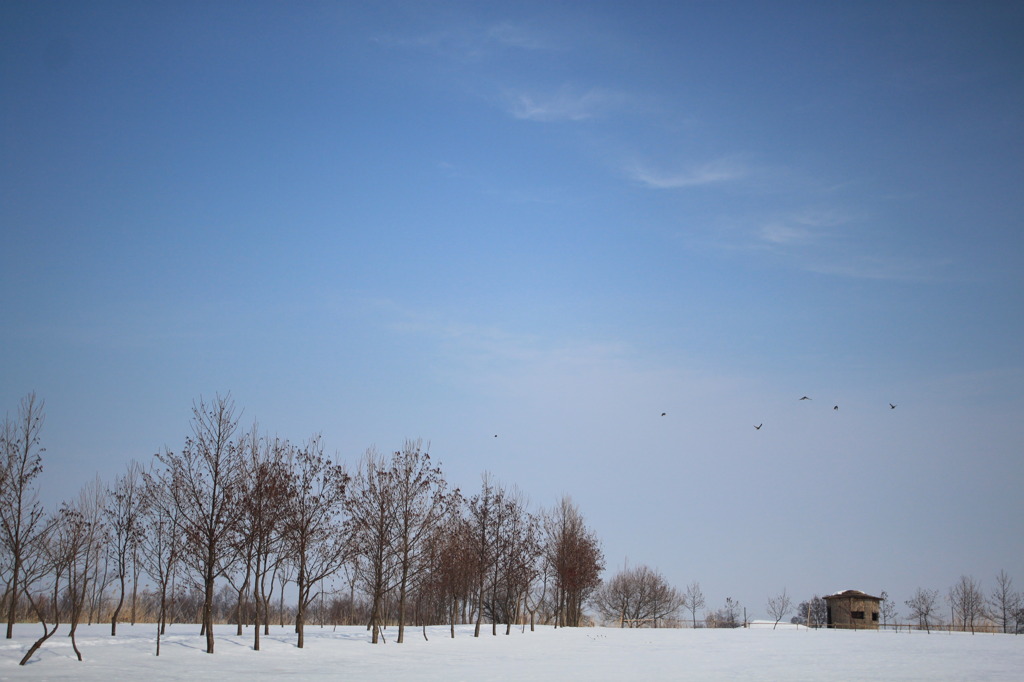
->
{"left": 1, "top": 622, "right": 1021, "bottom": 681}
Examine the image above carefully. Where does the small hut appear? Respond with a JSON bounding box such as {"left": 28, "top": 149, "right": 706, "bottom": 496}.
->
{"left": 823, "top": 590, "right": 882, "bottom": 629}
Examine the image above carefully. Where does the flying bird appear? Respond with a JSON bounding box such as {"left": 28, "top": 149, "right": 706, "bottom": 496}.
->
{"left": 661, "top": 412, "right": 667, "bottom": 417}
{"left": 833, "top": 405, "right": 839, "bottom": 410}
{"left": 799, "top": 396, "right": 811, "bottom": 401}
{"left": 890, "top": 403, "right": 897, "bottom": 409}
{"left": 754, "top": 424, "right": 762, "bottom": 430}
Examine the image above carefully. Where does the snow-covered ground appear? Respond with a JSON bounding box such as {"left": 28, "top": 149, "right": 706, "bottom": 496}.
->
{"left": 1, "top": 622, "right": 1021, "bottom": 681}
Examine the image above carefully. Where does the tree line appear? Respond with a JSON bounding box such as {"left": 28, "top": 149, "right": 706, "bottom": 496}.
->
{"left": 591, "top": 568, "right": 1023, "bottom": 633}
{"left": 788, "top": 575, "right": 1024, "bottom": 634}
{"left": 1, "top": 393, "right": 605, "bottom": 665}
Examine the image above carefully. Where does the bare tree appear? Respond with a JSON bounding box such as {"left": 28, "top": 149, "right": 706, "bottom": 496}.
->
{"left": 593, "top": 563, "right": 684, "bottom": 627}
{"left": 791, "top": 595, "right": 827, "bottom": 628}
{"left": 64, "top": 477, "right": 108, "bottom": 660}
{"left": 234, "top": 428, "right": 291, "bottom": 651}
{"left": 17, "top": 512, "right": 61, "bottom": 666}
{"left": 1, "top": 392, "right": 49, "bottom": 639}
{"left": 422, "top": 496, "right": 475, "bottom": 638}
{"left": 492, "top": 486, "right": 540, "bottom": 635}
{"left": 156, "top": 394, "right": 244, "bottom": 654}
{"left": 139, "top": 465, "right": 182, "bottom": 655}
{"left": 523, "top": 544, "right": 551, "bottom": 632}
{"left": 468, "top": 471, "right": 512, "bottom": 634}
{"left": 542, "top": 496, "right": 603, "bottom": 627}
{"left": 468, "top": 472, "right": 502, "bottom": 637}
{"left": 905, "top": 587, "right": 940, "bottom": 633}
{"left": 105, "top": 460, "right": 145, "bottom": 635}
{"left": 683, "top": 581, "right": 706, "bottom": 627}
{"left": 766, "top": 588, "right": 792, "bottom": 629}
{"left": 346, "top": 447, "right": 399, "bottom": 643}
{"left": 388, "top": 440, "right": 449, "bottom": 644}
{"left": 708, "top": 597, "right": 743, "bottom": 628}
{"left": 880, "top": 591, "right": 899, "bottom": 629}
{"left": 989, "top": 570, "right": 1020, "bottom": 634}
{"left": 284, "top": 435, "right": 349, "bottom": 648}
{"left": 948, "top": 574, "right": 986, "bottom": 633}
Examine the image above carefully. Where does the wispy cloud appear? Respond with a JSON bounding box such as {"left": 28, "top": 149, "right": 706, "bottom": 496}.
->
{"left": 758, "top": 208, "right": 852, "bottom": 245}
{"left": 373, "top": 21, "right": 556, "bottom": 60}
{"left": 746, "top": 208, "right": 953, "bottom": 281}
{"left": 626, "top": 157, "right": 746, "bottom": 189}
{"left": 502, "top": 85, "right": 629, "bottom": 122}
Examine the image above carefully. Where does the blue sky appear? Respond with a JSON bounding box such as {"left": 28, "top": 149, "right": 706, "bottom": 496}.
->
{"left": 3, "top": 1, "right": 1022, "bottom": 618}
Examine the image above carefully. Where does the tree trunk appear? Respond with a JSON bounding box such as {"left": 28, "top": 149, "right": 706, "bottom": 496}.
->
{"left": 203, "top": 561, "right": 215, "bottom": 653}
{"left": 131, "top": 550, "right": 139, "bottom": 626}
{"left": 111, "top": 571, "right": 126, "bottom": 636}
{"left": 19, "top": 577, "right": 61, "bottom": 665}
{"left": 474, "top": 580, "right": 484, "bottom": 637}
{"left": 296, "top": 583, "right": 306, "bottom": 649}
{"left": 397, "top": 571, "right": 408, "bottom": 644}
{"left": 253, "top": 587, "right": 261, "bottom": 651}
{"left": 6, "top": 558, "right": 21, "bottom": 639}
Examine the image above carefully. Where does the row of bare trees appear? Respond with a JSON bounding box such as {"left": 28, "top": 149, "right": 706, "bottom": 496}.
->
{"left": 594, "top": 563, "right": 1024, "bottom": 634}
{"left": 2, "top": 393, "right": 606, "bottom": 665}
{"left": 788, "top": 573, "right": 1024, "bottom": 634}
{"left": 903, "top": 573, "right": 1023, "bottom": 634}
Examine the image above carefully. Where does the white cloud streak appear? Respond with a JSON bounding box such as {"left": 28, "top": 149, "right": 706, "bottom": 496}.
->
{"left": 373, "top": 21, "right": 556, "bottom": 59}
{"left": 626, "top": 157, "right": 746, "bottom": 189}
{"left": 502, "top": 86, "right": 629, "bottom": 122}
{"left": 758, "top": 208, "right": 852, "bottom": 245}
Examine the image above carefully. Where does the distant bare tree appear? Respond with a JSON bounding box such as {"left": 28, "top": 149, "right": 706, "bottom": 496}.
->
{"left": 422, "top": 497, "right": 475, "bottom": 638}
{"left": 766, "top": 588, "right": 792, "bottom": 629}
{"left": 523, "top": 545, "right": 551, "bottom": 632}
{"left": 235, "top": 428, "right": 291, "bottom": 651}
{"left": 64, "top": 478, "right": 108, "bottom": 660}
{"left": 880, "top": 591, "right": 899, "bottom": 629}
{"left": 593, "top": 563, "right": 684, "bottom": 627}
{"left": 1, "top": 392, "right": 49, "bottom": 639}
{"left": 346, "top": 447, "right": 398, "bottom": 643}
{"left": 469, "top": 472, "right": 501, "bottom": 637}
{"left": 542, "top": 496, "right": 603, "bottom": 627}
{"left": 709, "top": 597, "right": 743, "bottom": 628}
{"left": 948, "top": 574, "right": 986, "bottom": 633}
{"left": 17, "top": 513, "right": 61, "bottom": 665}
{"left": 989, "top": 570, "right": 1020, "bottom": 634}
{"left": 389, "top": 440, "right": 450, "bottom": 644}
{"left": 105, "top": 460, "right": 145, "bottom": 636}
{"left": 139, "top": 465, "right": 182, "bottom": 655}
{"left": 157, "top": 394, "right": 244, "bottom": 654}
{"left": 683, "top": 581, "right": 706, "bottom": 627}
{"left": 905, "top": 587, "right": 940, "bottom": 633}
{"left": 284, "top": 435, "right": 349, "bottom": 648}
{"left": 493, "top": 486, "right": 540, "bottom": 635}
{"left": 791, "top": 595, "right": 827, "bottom": 628}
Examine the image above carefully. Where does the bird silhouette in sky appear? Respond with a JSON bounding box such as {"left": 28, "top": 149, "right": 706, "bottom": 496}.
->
{"left": 799, "top": 396, "right": 811, "bottom": 400}
{"left": 833, "top": 405, "right": 839, "bottom": 410}
{"left": 754, "top": 424, "right": 762, "bottom": 430}
{"left": 890, "top": 403, "right": 897, "bottom": 409}
{"left": 661, "top": 412, "right": 666, "bottom": 417}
